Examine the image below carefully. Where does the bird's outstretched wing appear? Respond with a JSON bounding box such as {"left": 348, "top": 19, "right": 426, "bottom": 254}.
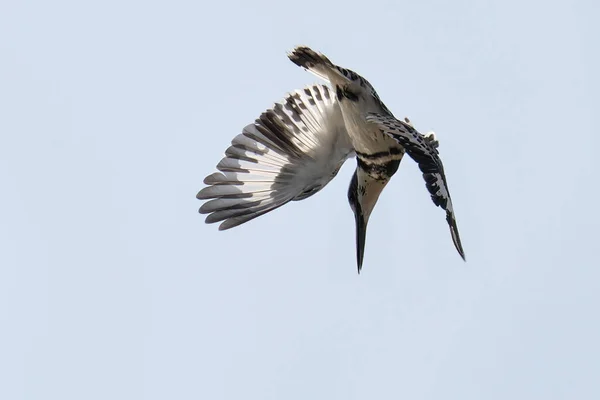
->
{"left": 197, "top": 84, "right": 354, "bottom": 230}
{"left": 366, "top": 113, "right": 466, "bottom": 260}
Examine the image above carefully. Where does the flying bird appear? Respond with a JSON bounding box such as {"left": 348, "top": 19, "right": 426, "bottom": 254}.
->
{"left": 197, "top": 46, "right": 465, "bottom": 272}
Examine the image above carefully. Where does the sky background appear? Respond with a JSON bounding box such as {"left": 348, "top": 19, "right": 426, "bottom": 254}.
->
{"left": 1, "top": 0, "right": 599, "bottom": 399}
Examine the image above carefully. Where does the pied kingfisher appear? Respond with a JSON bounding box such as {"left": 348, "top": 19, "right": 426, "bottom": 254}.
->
{"left": 197, "top": 46, "right": 465, "bottom": 272}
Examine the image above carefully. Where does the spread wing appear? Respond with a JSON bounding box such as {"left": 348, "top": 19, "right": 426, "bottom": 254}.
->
{"left": 197, "top": 84, "right": 354, "bottom": 230}
{"left": 366, "top": 113, "right": 466, "bottom": 261}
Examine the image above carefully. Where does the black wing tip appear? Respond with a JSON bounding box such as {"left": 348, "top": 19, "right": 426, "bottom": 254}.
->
{"left": 447, "top": 213, "right": 466, "bottom": 262}
{"left": 287, "top": 46, "right": 331, "bottom": 69}
{"left": 453, "top": 230, "right": 466, "bottom": 262}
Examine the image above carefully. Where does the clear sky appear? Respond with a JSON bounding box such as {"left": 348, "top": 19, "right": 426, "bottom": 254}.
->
{"left": 1, "top": 0, "right": 599, "bottom": 399}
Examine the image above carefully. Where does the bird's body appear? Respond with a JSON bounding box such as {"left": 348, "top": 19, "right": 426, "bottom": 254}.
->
{"left": 198, "top": 46, "right": 465, "bottom": 272}
{"left": 288, "top": 47, "right": 400, "bottom": 156}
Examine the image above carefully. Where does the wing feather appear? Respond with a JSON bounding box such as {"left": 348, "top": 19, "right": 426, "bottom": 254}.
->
{"left": 366, "top": 113, "right": 466, "bottom": 260}
{"left": 198, "top": 84, "right": 354, "bottom": 230}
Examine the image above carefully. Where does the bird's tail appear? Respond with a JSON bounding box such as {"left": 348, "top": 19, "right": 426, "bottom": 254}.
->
{"left": 288, "top": 46, "right": 337, "bottom": 82}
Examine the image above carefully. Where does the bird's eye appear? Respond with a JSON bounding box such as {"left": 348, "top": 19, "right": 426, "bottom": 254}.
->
{"left": 345, "top": 88, "right": 359, "bottom": 101}
{"left": 336, "top": 85, "right": 359, "bottom": 102}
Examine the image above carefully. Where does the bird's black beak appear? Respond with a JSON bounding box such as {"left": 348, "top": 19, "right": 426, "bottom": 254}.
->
{"left": 348, "top": 170, "right": 367, "bottom": 273}
{"left": 354, "top": 209, "right": 368, "bottom": 273}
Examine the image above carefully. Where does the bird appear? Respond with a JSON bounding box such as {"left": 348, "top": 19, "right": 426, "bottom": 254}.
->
{"left": 197, "top": 46, "right": 465, "bottom": 272}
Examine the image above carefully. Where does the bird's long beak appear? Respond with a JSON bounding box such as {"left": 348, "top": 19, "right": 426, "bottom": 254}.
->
{"left": 348, "top": 168, "right": 388, "bottom": 273}
{"left": 354, "top": 208, "right": 368, "bottom": 273}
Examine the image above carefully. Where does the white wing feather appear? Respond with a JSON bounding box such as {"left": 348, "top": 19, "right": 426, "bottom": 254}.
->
{"left": 197, "top": 84, "right": 354, "bottom": 230}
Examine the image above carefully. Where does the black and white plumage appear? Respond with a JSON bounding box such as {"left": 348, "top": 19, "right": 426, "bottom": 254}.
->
{"left": 366, "top": 114, "right": 465, "bottom": 260}
{"left": 197, "top": 84, "right": 353, "bottom": 230}
{"left": 198, "top": 46, "right": 465, "bottom": 271}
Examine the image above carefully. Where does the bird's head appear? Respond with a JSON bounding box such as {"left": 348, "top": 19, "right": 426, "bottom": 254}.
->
{"left": 347, "top": 167, "right": 391, "bottom": 272}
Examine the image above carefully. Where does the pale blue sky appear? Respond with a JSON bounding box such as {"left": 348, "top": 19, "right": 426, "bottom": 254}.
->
{"left": 1, "top": 0, "right": 599, "bottom": 399}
